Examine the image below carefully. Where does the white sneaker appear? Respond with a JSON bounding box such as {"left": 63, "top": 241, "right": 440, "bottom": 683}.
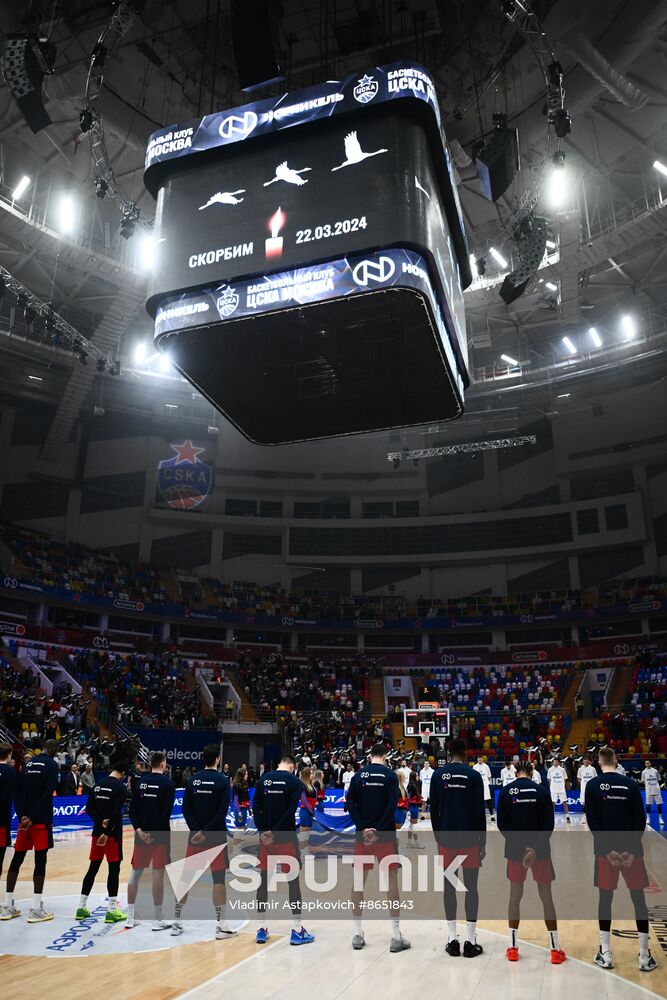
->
{"left": 27, "top": 905, "right": 53, "bottom": 923}
{"left": 639, "top": 951, "right": 657, "bottom": 972}
{"left": 594, "top": 950, "right": 614, "bottom": 969}
{"left": 215, "top": 924, "right": 238, "bottom": 940}
{"left": 0, "top": 904, "right": 21, "bottom": 920}
{"left": 152, "top": 919, "right": 172, "bottom": 931}
{"left": 170, "top": 920, "right": 184, "bottom": 936}
{"left": 125, "top": 916, "right": 137, "bottom": 928}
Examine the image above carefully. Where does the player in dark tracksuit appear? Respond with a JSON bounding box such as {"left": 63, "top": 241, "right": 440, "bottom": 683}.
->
{"left": 496, "top": 761, "right": 566, "bottom": 964}
{"left": 173, "top": 743, "right": 236, "bottom": 941}
{"left": 4, "top": 738, "right": 59, "bottom": 922}
{"left": 345, "top": 743, "right": 410, "bottom": 953}
{"left": 584, "top": 746, "right": 656, "bottom": 972}
{"left": 0, "top": 744, "right": 16, "bottom": 892}
{"left": 76, "top": 754, "right": 130, "bottom": 923}
{"left": 429, "top": 738, "right": 485, "bottom": 958}
{"left": 126, "top": 750, "right": 176, "bottom": 929}
{"left": 253, "top": 753, "right": 314, "bottom": 946}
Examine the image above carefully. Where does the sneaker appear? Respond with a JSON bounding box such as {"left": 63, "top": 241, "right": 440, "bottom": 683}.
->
{"left": 171, "top": 920, "right": 184, "bottom": 936}
{"left": 256, "top": 927, "right": 269, "bottom": 944}
{"left": 352, "top": 933, "right": 365, "bottom": 950}
{"left": 413, "top": 841, "right": 425, "bottom": 849}
{"left": 0, "top": 904, "right": 21, "bottom": 920}
{"left": 290, "top": 927, "right": 315, "bottom": 945}
{"left": 216, "top": 925, "right": 238, "bottom": 940}
{"left": 104, "top": 908, "right": 127, "bottom": 923}
{"left": 551, "top": 949, "right": 567, "bottom": 965}
{"left": 445, "top": 939, "right": 461, "bottom": 957}
{"left": 152, "top": 919, "right": 173, "bottom": 932}
{"left": 463, "top": 940, "right": 484, "bottom": 958}
{"left": 594, "top": 950, "right": 614, "bottom": 969}
{"left": 566, "top": 817, "right": 571, "bottom": 824}
{"left": 75, "top": 907, "right": 91, "bottom": 921}
{"left": 27, "top": 905, "right": 54, "bottom": 923}
{"left": 390, "top": 934, "right": 411, "bottom": 953}
{"left": 506, "top": 946, "right": 519, "bottom": 962}
{"left": 489, "top": 816, "right": 496, "bottom": 823}
{"left": 639, "top": 951, "right": 657, "bottom": 972}
{"left": 125, "top": 916, "right": 137, "bottom": 928}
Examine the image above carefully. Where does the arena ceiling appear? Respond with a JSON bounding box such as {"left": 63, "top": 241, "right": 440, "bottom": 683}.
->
{"left": 0, "top": 0, "right": 666, "bottom": 451}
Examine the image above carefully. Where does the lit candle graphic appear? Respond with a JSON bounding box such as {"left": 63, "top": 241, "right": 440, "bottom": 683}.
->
{"left": 265, "top": 206, "right": 286, "bottom": 258}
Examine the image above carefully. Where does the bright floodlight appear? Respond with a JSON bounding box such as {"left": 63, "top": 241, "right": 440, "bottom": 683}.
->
{"left": 12, "top": 175, "right": 31, "bottom": 200}
{"left": 545, "top": 281, "right": 558, "bottom": 291}
{"left": 159, "top": 352, "right": 172, "bottom": 372}
{"left": 654, "top": 160, "right": 667, "bottom": 178}
{"left": 547, "top": 166, "right": 567, "bottom": 208}
{"left": 134, "top": 342, "right": 147, "bottom": 364}
{"left": 469, "top": 252, "right": 478, "bottom": 277}
{"left": 562, "top": 336, "right": 576, "bottom": 355}
{"left": 489, "top": 246, "right": 508, "bottom": 268}
{"left": 139, "top": 233, "right": 156, "bottom": 271}
{"left": 621, "top": 314, "right": 635, "bottom": 338}
{"left": 57, "top": 193, "right": 77, "bottom": 233}
{"left": 500, "top": 354, "right": 518, "bottom": 366}
{"left": 589, "top": 327, "right": 602, "bottom": 348}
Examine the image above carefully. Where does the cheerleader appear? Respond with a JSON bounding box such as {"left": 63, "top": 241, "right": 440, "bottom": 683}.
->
{"left": 313, "top": 768, "right": 326, "bottom": 813}
{"left": 232, "top": 767, "right": 251, "bottom": 835}
{"left": 395, "top": 770, "right": 409, "bottom": 831}
{"left": 298, "top": 766, "right": 317, "bottom": 850}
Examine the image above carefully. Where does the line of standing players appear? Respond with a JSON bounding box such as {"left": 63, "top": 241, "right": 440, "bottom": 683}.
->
{"left": 0, "top": 738, "right": 660, "bottom": 972}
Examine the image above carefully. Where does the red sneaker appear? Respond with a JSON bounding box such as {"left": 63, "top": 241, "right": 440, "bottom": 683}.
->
{"left": 551, "top": 949, "right": 566, "bottom": 965}
{"left": 506, "top": 946, "right": 519, "bottom": 962}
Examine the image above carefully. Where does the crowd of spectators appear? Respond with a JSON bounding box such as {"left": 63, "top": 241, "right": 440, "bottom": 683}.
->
{"left": 4, "top": 521, "right": 667, "bottom": 622}
{"left": 69, "top": 649, "right": 203, "bottom": 729}
{"left": 590, "top": 652, "right": 667, "bottom": 756}
{"left": 236, "top": 651, "right": 371, "bottom": 713}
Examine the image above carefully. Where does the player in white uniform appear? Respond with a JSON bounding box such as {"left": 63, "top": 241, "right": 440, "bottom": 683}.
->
{"left": 473, "top": 756, "right": 495, "bottom": 821}
{"left": 419, "top": 761, "right": 433, "bottom": 815}
{"left": 500, "top": 760, "right": 516, "bottom": 786}
{"left": 546, "top": 759, "right": 571, "bottom": 823}
{"left": 342, "top": 763, "right": 355, "bottom": 797}
{"left": 577, "top": 756, "right": 597, "bottom": 824}
{"left": 641, "top": 760, "right": 664, "bottom": 827}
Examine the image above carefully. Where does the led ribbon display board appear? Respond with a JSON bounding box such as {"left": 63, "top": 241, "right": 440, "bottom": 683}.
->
{"left": 144, "top": 62, "right": 471, "bottom": 444}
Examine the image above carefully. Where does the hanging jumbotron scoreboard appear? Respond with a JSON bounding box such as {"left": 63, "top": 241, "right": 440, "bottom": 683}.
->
{"left": 144, "top": 62, "right": 472, "bottom": 445}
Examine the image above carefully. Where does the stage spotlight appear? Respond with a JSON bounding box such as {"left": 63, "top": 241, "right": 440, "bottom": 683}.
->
{"left": 91, "top": 43, "right": 108, "bottom": 69}
{"left": 654, "top": 160, "right": 667, "bottom": 178}
{"left": 621, "top": 315, "right": 635, "bottom": 339}
{"left": 476, "top": 257, "right": 486, "bottom": 276}
{"left": 469, "top": 253, "right": 478, "bottom": 277}
{"left": 562, "top": 336, "right": 576, "bottom": 355}
{"left": 12, "top": 175, "right": 31, "bottom": 200}
{"left": 120, "top": 208, "right": 138, "bottom": 240}
{"left": 79, "top": 108, "right": 94, "bottom": 133}
{"left": 545, "top": 281, "right": 558, "bottom": 292}
{"left": 589, "top": 327, "right": 602, "bottom": 348}
{"left": 78, "top": 350, "right": 88, "bottom": 366}
{"left": 95, "top": 177, "right": 108, "bottom": 199}
{"left": 500, "top": 354, "right": 518, "bottom": 366}
{"left": 96, "top": 357, "right": 106, "bottom": 372}
{"left": 553, "top": 108, "right": 572, "bottom": 138}
{"left": 392, "top": 457, "right": 401, "bottom": 470}
{"left": 109, "top": 361, "right": 121, "bottom": 376}
{"left": 547, "top": 151, "right": 567, "bottom": 209}
{"left": 57, "top": 193, "right": 77, "bottom": 234}
{"left": 23, "top": 304, "right": 36, "bottom": 330}
{"left": 489, "top": 247, "right": 508, "bottom": 268}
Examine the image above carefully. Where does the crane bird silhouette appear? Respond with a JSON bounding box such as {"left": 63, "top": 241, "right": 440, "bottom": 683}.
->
{"left": 198, "top": 189, "right": 245, "bottom": 209}
{"left": 331, "top": 131, "right": 388, "bottom": 171}
{"left": 263, "top": 161, "right": 312, "bottom": 186}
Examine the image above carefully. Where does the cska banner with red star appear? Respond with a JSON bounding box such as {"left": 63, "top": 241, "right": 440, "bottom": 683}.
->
{"left": 156, "top": 439, "right": 214, "bottom": 510}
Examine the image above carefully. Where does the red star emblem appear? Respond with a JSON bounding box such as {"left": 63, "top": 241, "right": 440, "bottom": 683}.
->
{"left": 171, "top": 440, "right": 206, "bottom": 464}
